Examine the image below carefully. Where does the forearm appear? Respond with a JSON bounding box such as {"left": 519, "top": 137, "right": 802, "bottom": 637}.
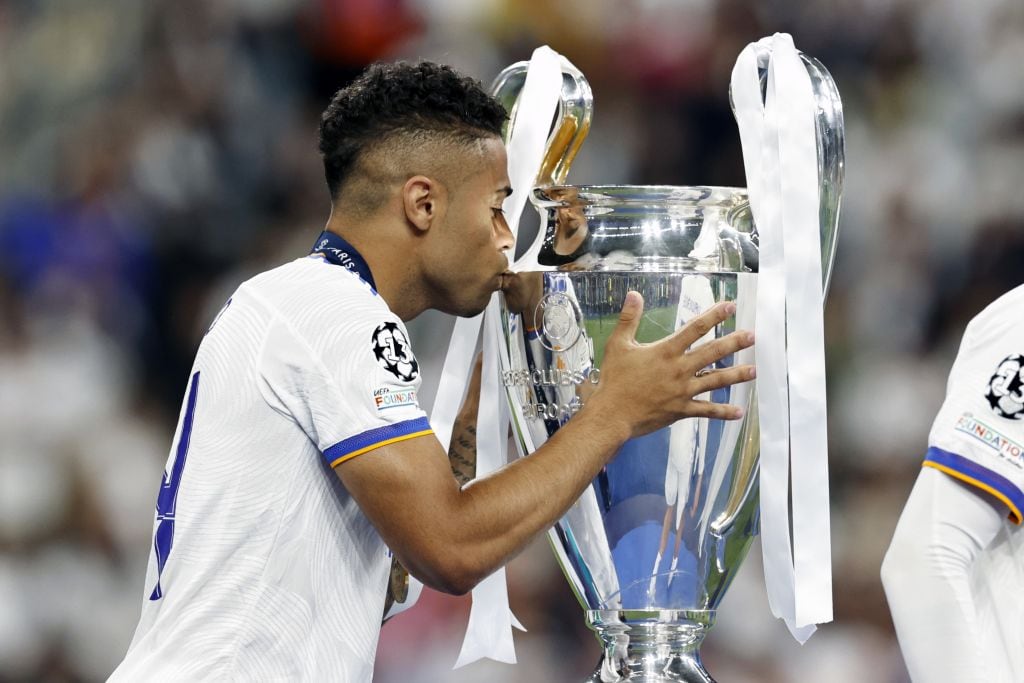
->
{"left": 881, "top": 467, "right": 1006, "bottom": 682}
{"left": 435, "top": 400, "right": 628, "bottom": 591}
{"left": 343, "top": 297, "right": 753, "bottom": 596}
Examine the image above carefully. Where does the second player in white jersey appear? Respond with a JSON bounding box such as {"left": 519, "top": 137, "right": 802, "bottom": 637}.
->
{"left": 882, "top": 284, "right": 1024, "bottom": 682}
{"left": 111, "top": 250, "right": 430, "bottom": 682}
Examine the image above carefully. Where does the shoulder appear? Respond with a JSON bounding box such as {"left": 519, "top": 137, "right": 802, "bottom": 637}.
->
{"left": 246, "top": 257, "right": 415, "bottom": 368}
{"left": 244, "top": 256, "right": 379, "bottom": 303}
{"left": 964, "top": 285, "right": 1024, "bottom": 346}
{"left": 946, "top": 285, "right": 1024, "bottom": 421}
{"left": 244, "top": 257, "right": 393, "bottom": 328}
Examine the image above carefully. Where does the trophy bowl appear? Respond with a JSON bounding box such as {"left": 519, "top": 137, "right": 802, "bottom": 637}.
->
{"left": 499, "top": 185, "right": 760, "bottom": 682}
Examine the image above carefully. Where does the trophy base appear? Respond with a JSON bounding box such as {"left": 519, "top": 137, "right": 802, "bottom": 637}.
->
{"left": 585, "top": 610, "right": 716, "bottom": 683}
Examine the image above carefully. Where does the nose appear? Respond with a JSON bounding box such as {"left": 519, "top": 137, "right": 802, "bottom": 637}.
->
{"left": 495, "top": 213, "right": 514, "bottom": 252}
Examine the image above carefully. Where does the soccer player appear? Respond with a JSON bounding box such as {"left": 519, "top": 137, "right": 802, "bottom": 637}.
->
{"left": 110, "top": 61, "right": 756, "bottom": 680}
{"left": 881, "top": 284, "right": 1024, "bottom": 682}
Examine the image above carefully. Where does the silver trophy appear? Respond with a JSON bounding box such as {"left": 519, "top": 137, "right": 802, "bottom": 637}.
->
{"left": 492, "top": 53, "right": 843, "bottom": 682}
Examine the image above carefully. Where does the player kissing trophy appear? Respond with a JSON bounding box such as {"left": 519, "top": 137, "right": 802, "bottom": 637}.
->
{"left": 490, "top": 37, "right": 844, "bottom": 682}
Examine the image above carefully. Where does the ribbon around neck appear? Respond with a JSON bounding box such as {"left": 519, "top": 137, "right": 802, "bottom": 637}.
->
{"left": 730, "top": 33, "right": 833, "bottom": 642}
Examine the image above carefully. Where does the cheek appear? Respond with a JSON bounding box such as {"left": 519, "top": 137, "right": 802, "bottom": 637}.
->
{"left": 479, "top": 210, "right": 498, "bottom": 239}
{"left": 454, "top": 209, "right": 489, "bottom": 242}
{"left": 470, "top": 218, "right": 497, "bottom": 253}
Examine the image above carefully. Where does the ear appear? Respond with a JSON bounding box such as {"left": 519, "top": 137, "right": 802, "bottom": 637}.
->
{"left": 402, "top": 175, "right": 446, "bottom": 233}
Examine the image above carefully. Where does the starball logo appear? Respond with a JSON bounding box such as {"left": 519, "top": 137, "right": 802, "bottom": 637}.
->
{"left": 955, "top": 413, "right": 1024, "bottom": 467}
{"left": 986, "top": 353, "right": 1024, "bottom": 420}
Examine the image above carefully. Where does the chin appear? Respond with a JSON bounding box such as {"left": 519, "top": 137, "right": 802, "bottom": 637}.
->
{"left": 455, "top": 301, "right": 490, "bottom": 318}
{"left": 444, "top": 293, "right": 492, "bottom": 318}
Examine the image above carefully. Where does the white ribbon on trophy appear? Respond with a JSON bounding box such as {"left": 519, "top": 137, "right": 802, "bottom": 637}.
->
{"left": 384, "top": 45, "right": 564, "bottom": 667}
{"left": 730, "top": 33, "right": 833, "bottom": 641}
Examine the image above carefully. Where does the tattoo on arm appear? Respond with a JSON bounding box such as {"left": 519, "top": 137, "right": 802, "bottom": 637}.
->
{"left": 448, "top": 421, "right": 477, "bottom": 486}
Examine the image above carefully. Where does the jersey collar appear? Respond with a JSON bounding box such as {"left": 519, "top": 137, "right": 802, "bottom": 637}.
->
{"left": 309, "top": 230, "right": 377, "bottom": 291}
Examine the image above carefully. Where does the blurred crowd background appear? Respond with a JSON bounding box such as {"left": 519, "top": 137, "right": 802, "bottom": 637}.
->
{"left": 2, "top": 0, "right": 1023, "bottom": 681}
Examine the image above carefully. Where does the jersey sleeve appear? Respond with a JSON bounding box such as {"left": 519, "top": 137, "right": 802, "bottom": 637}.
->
{"left": 258, "top": 303, "right": 432, "bottom": 469}
{"left": 923, "top": 310, "right": 1024, "bottom": 524}
{"left": 881, "top": 467, "right": 1010, "bottom": 683}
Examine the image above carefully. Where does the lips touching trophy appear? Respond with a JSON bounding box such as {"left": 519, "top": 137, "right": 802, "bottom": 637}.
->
{"left": 491, "top": 37, "right": 844, "bottom": 682}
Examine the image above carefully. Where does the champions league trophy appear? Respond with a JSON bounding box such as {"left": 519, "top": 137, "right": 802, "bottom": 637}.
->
{"left": 491, "top": 49, "right": 843, "bottom": 682}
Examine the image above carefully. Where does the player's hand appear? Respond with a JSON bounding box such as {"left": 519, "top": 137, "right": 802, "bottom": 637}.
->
{"left": 586, "top": 292, "right": 755, "bottom": 440}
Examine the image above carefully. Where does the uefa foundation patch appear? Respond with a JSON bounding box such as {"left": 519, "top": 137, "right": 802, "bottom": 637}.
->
{"left": 954, "top": 413, "right": 1024, "bottom": 468}
{"left": 373, "top": 387, "right": 419, "bottom": 412}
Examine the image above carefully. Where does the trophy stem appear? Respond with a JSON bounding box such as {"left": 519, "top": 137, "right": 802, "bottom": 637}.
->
{"left": 585, "top": 610, "right": 716, "bottom": 683}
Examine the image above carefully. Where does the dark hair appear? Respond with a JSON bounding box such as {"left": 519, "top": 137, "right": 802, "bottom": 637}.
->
{"left": 318, "top": 61, "right": 507, "bottom": 199}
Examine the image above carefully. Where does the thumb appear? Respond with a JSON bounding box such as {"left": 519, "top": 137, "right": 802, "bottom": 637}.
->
{"left": 611, "top": 291, "right": 644, "bottom": 345}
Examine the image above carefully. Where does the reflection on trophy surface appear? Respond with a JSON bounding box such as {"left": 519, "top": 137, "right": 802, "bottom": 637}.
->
{"left": 492, "top": 49, "right": 842, "bottom": 683}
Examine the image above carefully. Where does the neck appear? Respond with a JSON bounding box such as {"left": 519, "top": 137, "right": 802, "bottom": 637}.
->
{"left": 323, "top": 216, "right": 429, "bottom": 321}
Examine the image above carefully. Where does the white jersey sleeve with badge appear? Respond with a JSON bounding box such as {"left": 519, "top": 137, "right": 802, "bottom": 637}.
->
{"left": 258, "top": 265, "right": 432, "bottom": 470}
{"left": 923, "top": 284, "right": 1024, "bottom": 524}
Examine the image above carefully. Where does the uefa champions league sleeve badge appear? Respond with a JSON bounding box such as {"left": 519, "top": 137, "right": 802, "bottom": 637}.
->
{"left": 986, "top": 354, "right": 1024, "bottom": 420}
{"left": 372, "top": 322, "right": 420, "bottom": 382}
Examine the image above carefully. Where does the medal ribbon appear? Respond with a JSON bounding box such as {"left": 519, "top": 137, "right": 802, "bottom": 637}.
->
{"left": 309, "top": 230, "right": 377, "bottom": 290}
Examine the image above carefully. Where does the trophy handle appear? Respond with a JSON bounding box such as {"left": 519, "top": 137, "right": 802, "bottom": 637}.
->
{"left": 729, "top": 51, "right": 845, "bottom": 292}
{"left": 490, "top": 56, "right": 594, "bottom": 185}
{"left": 802, "top": 53, "right": 845, "bottom": 295}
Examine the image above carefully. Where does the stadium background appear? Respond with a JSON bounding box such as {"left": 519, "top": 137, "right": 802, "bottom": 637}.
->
{"left": 1, "top": 0, "right": 1023, "bottom": 681}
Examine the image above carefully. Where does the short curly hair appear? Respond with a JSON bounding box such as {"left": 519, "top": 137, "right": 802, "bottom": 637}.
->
{"left": 318, "top": 61, "right": 507, "bottom": 200}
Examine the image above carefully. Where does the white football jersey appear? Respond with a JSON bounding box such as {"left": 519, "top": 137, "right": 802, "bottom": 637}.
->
{"left": 924, "top": 283, "right": 1024, "bottom": 679}
{"left": 111, "top": 254, "right": 431, "bottom": 681}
